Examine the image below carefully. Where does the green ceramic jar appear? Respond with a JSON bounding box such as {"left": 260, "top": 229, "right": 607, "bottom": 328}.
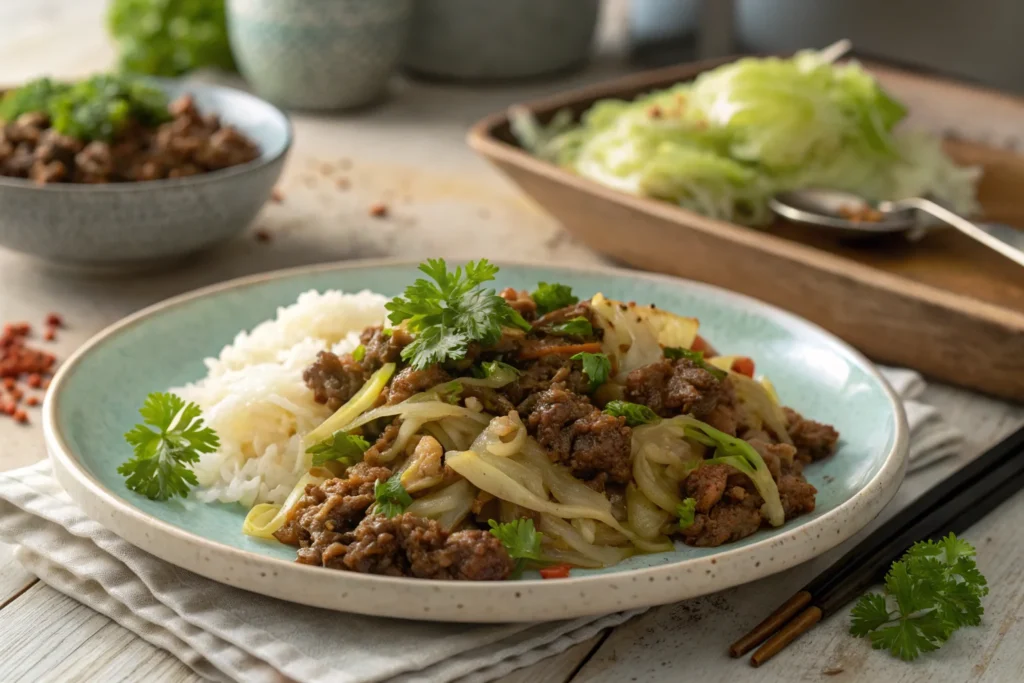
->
{"left": 227, "top": 0, "right": 413, "bottom": 110}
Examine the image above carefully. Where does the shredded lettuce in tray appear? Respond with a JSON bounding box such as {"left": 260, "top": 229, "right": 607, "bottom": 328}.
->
{"left": 512, "top": 43, "right": 980, "bottom": 226}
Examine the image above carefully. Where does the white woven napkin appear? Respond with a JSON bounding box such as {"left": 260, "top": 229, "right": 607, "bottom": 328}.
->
{"left": 0, "top": 366, "right": 962, "bottom": 683}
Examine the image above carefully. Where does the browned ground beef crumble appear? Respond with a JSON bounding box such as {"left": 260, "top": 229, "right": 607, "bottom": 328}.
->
{"left": 283, "top": 292, "right": 841, "bottom": 577}
{"left": 0, "top": 95, "right": 259, "bottom": 184}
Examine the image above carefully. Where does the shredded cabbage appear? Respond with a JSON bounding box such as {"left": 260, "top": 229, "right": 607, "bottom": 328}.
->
{"left": 304, "top": 363, "right": 396, "bottom": 447}
{"left": 514, "top": 45, "right": 979, "bottom": 225}
{"left": 242, "top": 471, "right": 326, "bottom": 540}
{"left": 589, "top": 293, "right": 699, "bottom": 379}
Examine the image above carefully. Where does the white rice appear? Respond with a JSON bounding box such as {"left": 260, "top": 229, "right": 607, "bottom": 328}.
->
{"left": 173, "top": 289, "right": 389, "bottom": 507}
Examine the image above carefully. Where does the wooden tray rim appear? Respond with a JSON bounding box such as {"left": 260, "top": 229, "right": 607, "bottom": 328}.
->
{"left": 467, "top": 56, "right": 1024, "bottom": 332}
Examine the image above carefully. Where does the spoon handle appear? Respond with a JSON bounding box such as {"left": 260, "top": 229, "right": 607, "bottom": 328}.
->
{"left": 891, "top": 197, "right": 1024, "bottom": 268}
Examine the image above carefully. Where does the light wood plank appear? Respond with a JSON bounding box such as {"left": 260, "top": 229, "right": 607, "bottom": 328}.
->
{"left": 496, "top": 634, "right": 605, "bottom": 683}
{"left": 0, "top": 543, "right": 37, "bottom": 609}
{"left": 0, "top": 582, "right": 201, "bottom": 683}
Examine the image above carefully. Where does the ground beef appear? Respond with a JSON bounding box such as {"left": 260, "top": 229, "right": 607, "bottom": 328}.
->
{"left": 778, "top": 472, "right": 817, "bottom": 520}
{"left": 461, "top": 385, "right": 516, "bottom": 415}
{"left": 502, "top": 355, "right": 590, "bottom": 408}
{"left": 303, "top": 350, "right": 367, "bottom": 411}
{"left": 386, "top": 365, "right": 450, "bottom": 405}
{"left": 274, "top": 465, "right": 392, "bottom": 566}
{"left": 682, "top": 464, "right": 732, "bottom": 512}
{"left": 339, "top": 513, "right": 514, "bottom": 580}
{"left": 526, "top": 384, "right": 632, "bottom": 484}
{"left": 363, "top": 419, "right": 403, "bottom": 464}
{"left": 624, "top": 358, "right": 721, "bottom": 418}
{"left": 360, "top": 325, "right": 412, "bottom": 369}
{"left": 703, "top": 378, "right": 740, "bottom": 435}
{"left": 0, "top": 94, "right": 259, "bottom": 184}
{"left": 533, "top": 301, "right": 595, "bottom": 330}
{"left": 681, "top": 495, "right": 764, "bottom": 547}
{"left": 784, "top": 408, "right": 839, "bottom": 462}
{"left": 499, "top": 288, "right": 537, "bottom": 321}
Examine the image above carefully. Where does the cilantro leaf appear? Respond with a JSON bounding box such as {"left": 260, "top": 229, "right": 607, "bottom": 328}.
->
{"left": 849, "top": 533, "right": 987, "bottom": 661}
{"left": 603, "top": 400, "right": 660, "bottom": 426}
{"left": 531, "top": 282, "right": 578, "bottom": 316}
{"left": 664, "top": 347, "right": 727, "bottom": 380}
{"left": 374, "top": 472, "right": 413, "bottom": 518}
{"left": 488, "top": 518, "right": 545, "bottom": 578}
{"left": 306, "top": 433, "right": 370, "bottom": 466}
{"left": 551, "top": 316, "right": 594, "bottom": 338}
{"left": 571, "top": 351, "right": 610, "bottom": 391}
{"left": 385, "top": 259, "right": 530, "bottom": 369}
{"left": 850, "top": 592, "right": 893, "bottom": 636}
{"left": 676, "top": 498, "right": 697, "bottom": 530}
{"left": 118, "top": 392, "right": 219, "bottom": 501}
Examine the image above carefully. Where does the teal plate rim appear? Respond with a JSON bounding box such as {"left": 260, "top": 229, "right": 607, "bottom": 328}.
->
{"left": 43, "top": 258, "right": 909, "bottom": 623}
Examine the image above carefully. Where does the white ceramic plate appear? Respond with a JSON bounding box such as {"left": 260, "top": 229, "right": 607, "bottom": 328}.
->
{"left": 45, "top": 259, "right": 908, "bottom": 622}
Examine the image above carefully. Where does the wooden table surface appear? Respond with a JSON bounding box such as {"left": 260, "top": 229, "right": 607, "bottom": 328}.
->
{"left": 2, "top": 4, "right": 1023, "bottom": 682}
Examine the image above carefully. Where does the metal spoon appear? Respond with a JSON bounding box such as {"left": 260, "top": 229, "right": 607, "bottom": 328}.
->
{"left": 769, "top": 189, "right": 1024, "bottom": 268}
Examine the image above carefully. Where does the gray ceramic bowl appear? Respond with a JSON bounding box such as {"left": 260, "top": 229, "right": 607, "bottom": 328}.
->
{"left": 0, "top": 80, "right": 291, "bottom": 272}
{"left": 227, "top": 0, "right": 413, "bottom": 110}
{"left": 402, "top": 0, "right": 600, "bottom": 81}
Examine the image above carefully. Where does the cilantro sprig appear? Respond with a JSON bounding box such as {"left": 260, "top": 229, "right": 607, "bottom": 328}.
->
{"left": 603, "top": 400, "right": 659, "bottom": 426}
{"left": 664, "top": 347, "right": 726, "bottom": 380}
{"left": 850, "top": 533, "right": 988, "bottom": 661}
{"left": 488, "top": 518, "right": 545, "bottom": 578}
{"left": 118, "top": 392, "right": 219, "bottom": 501}
{"left": 307, "top": 433, "right": 370, "bottom": 467}
{"left": 385, "top": 259, "right": 531, "bottom": 369}
{"left": 571, "top": 351, "right": 610, "bottom": 391}
{"left": 531, "top": 282, "right": 578, "bottom": 316}
{"left": 374, "top": 472, "right": 413, "bottom": 518}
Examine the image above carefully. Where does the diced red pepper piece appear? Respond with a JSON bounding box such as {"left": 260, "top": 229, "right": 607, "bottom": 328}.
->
{"left": 731, "top": 357, "right": 755, "bottom": 378}
{"left": 539, "top": 563, "right": 572, "bottom": 579}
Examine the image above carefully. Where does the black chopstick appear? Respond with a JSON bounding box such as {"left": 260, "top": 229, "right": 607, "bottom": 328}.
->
{"left": 805, "top": 424, "right": 1024, "bottom": 600}
{"left": 731, "top": 423, "right": 1024, "bottom": 664}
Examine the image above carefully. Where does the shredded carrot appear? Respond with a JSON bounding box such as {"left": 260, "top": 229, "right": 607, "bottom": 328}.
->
{"left": 518, "top": 341, "right": 602, "bottom": 360}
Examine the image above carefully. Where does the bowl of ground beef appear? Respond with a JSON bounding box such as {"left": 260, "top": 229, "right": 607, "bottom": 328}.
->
{"left": 0, "top": 76, "right": 291, "bottom": 271}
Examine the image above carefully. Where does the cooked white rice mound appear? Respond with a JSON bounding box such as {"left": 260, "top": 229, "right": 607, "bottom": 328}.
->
{"left": 174, "top": 289, "right": 389, "bottom": 507}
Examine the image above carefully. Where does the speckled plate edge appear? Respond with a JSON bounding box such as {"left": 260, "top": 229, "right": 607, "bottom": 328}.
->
{"left": 43, "top": 258, "right": 909, "bottom": 623}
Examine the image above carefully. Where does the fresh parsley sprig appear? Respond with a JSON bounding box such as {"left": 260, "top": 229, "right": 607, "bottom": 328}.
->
{"left": 488, "top": 518, "right": 545, "bottom": 578}
{"left": 531, "top": 282, "right": 578, "bottom": 316}
{"left": 307, "top": 433, "right": 370, "bottom": 466}
{"left": 385, "top": 259, "right": 531, "bottom": 370}
{"left": 850, "top": 533, "right": 987, "bottom": 661}
{"left": 603, "top": 400, "right": 659, "bottom": 426}
{"left": 119, "top": 392, "right": 219, "bottom": 501}
{"left": 374, "top": 472, "right": 413, "bottom": 518}
{"left": 571, "top": 351, "right": 610, "bottom": 391}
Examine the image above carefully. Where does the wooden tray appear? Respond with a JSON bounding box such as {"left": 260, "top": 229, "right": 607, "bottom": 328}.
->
{"left": 469, "top": 57, "right": 1024, "bottom": 403}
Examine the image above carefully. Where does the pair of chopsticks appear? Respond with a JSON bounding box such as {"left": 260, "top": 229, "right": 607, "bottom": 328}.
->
{"left": 730, "top": 423, "right": 1024, "bottom": 667}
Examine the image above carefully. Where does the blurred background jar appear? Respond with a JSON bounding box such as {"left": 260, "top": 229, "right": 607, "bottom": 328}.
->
{"left": 401, "top": 0, "right": 600, "bottom": 81}
{"left": 227, "top": 0, "right": 412, "bottom": 110}
{"left": 735, "top": 0, "right": 1024, "bottom": 93}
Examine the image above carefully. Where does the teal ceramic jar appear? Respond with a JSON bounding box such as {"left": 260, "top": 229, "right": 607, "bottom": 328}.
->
{"left": 227, "top": 0, "right": 413, "bottom": 110}
{"left": 402, "top": 0, "right": 600, "bottom": 81}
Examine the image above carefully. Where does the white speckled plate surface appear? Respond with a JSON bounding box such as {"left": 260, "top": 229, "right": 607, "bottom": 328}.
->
{"left": 44, "top": 259, "right": 908, "bottom": 623}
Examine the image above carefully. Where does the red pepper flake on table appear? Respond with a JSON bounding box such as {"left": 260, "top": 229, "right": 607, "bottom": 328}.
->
{"left": 1, "top": 315, "right": 63, "bottom": 424}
